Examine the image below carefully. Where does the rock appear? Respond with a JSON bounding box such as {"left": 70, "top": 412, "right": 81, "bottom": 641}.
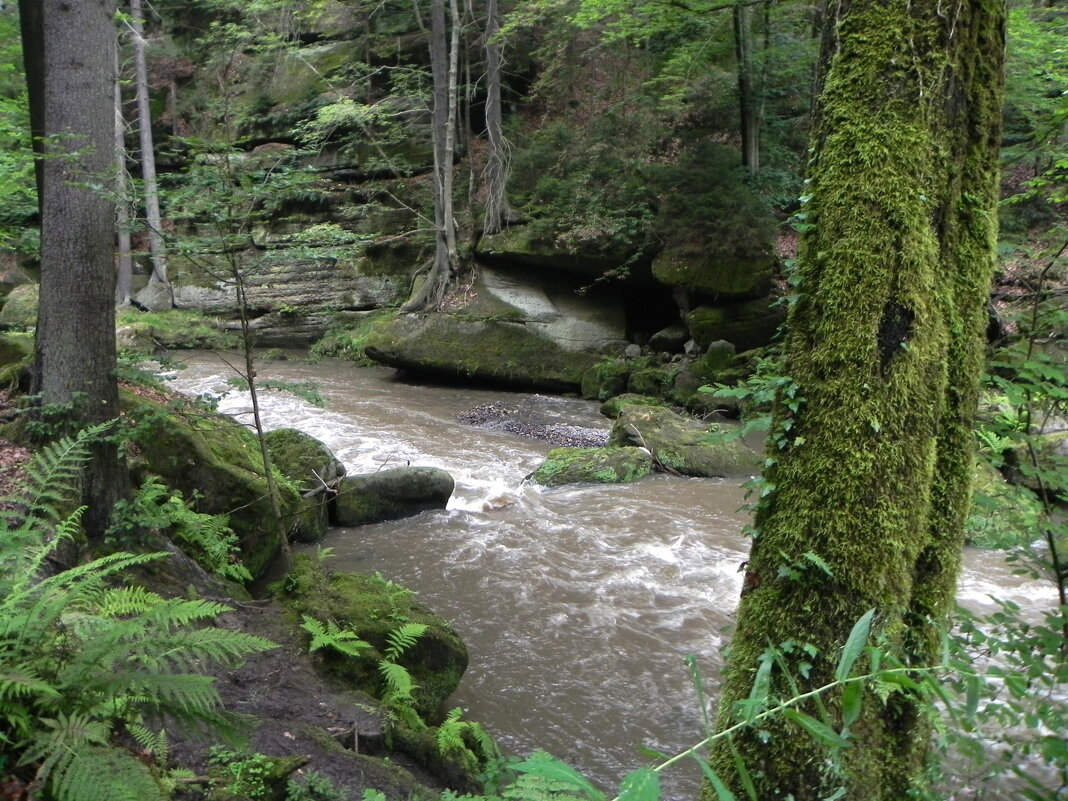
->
{"left": 133, "top": 280, "right": 175, "bottom": 312}
{"left": 648, "top": 320, "right": 690, "bottom": 352}
{"left": 683, "top": 338, "right": 702, "bottom": 356}
{"left": 624, "top": 343, "right": 643, "bottom": 359}
{"left": 528, "top": 446, "right": 654, "bottom": 486}
{"left": 265, "top": 428, "right": 347, "bottom": 543}
{"left": 627, "top": 365, "right": 677, "bottom": 398}
{"left": 364, "top": 312, "right": 603, "bottom": 392}
{"left": 0, "top": 250, "right": 33, "bottom": 297}
{"left": 121, "top": 389, "right": 302, "bottom": 580}
{"left": 580, "top": 358, "right": 630, "bottom": 401}
{"left": 0, "top": 283, "right": 38, "bottom": 330}
{"left": 609, "top": 405, "right": 759, "bottom": 477}
{"left": 599, "top": 393, "right": 665, "bottom": 420}
{"left": 651, "top": 237, "right": 775, "bottom": 301}
{"left": 685, "top": 297, "right": 786, "bottom": 352}
{"left": 333, "top": 467, "right": 453, "bottom": 526}
{"left": 276, "top": 555, "right": 468, "bottom": 723}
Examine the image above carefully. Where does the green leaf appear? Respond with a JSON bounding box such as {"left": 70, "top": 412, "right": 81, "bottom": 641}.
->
{"left": 840, "top": 681, "right": 862, "bottom": 728}
{"left": 744, "top": 656, "right": 773, "bottom": 722}
{"left": 616, "top": 768, "right": 659, "bottom": 801}
{"left": 835, "top": 608, "right": 875, "bottom": 682}
{"left": 692, "top": 757, "right": 736, "bottom": 801}
{"left": 782, "top": 709, "right": 849, "bottom": 749}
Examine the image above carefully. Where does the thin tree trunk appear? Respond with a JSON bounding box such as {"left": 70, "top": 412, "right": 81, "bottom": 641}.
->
{"left": 130, "top": 0, "right": 170, "bottom": 295}
{"left": 401, "top": 0, "right": 455, "bottom": 311}
{"left": 18, "top": 0, "right": 44, "bottom": 211}
{"left": 707, "top": 2, "right": 1005, "bottom": 799}
{"left": 482, "top": 0, "right": 514, "bottom": 235}
{"left": 734, "top": 0, "right": 759, "bottom": 176}
{"left": 115, "top": 65, "right": 133, "bottom": 306}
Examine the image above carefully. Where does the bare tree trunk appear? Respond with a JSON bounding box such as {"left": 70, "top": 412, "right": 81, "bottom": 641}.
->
{"left": 115, "top": 66, "right": 133, "bottom": 306}
{"left": 481, "top": 0, "right": 514, "bottom": 235}
{"left": 734, "top": 0, "right": 759, "bottom": 176}
{"left": 31, "top": 0, "right": 129, "bottom": 537}
{"left": 401, "top": 0, "right": 457, "bottom": 311}
{"left": 129, "top": 0, "right": 170, "bottom": 296}
{"left": 18, "top": 0, "right": 44, "bottom": 211}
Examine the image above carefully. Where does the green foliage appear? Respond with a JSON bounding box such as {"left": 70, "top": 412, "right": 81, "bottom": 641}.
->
{"left": 0, "top": 9, "right": 36, "bottom": 250}
{"left": 284, "top": 769, "right": 346, "bottom": 801}
{"left": 300, "top": 615, "right": 373, "bottom": 658}
{"left": 108, "top": 477, "right": 252, "bottom": 582}
{"left": 0, "top": 424, "right": 275, "bottom": 801}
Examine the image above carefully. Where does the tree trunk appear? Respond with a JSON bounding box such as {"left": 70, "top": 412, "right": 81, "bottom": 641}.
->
{"left": 115, "top": 66, "right": 133, "bottom": 306}
{"left": 18, "top": 0, "right": 44, "bottom": 210}
{"left": 708, "top": 2, "right": 1005, "bottom": 799}
{"left": 481, "top": 0, "right": 514, "bottom": 235}
{"left": 129, "top": 0, "right": 170, "bottom": 294}
{"left": 401, "top": 0, "right": 457, "bottom": 311}
{"left": 31, "top": 0, "right": 128, "bottom": 538}
{"left": 733, "top": 0, "right": 759, "bottom": 176}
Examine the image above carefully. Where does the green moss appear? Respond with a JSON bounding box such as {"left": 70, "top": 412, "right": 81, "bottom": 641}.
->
{"left": 275, "top": 556, "right": 468, "bottom": 722}
{"left": 311, "top": 310, "right": 397, "bottom": 365}
{"left": 685, "top": 299, "right": 786, "bottom": 352}
{"left": 580, "top": 358, "right": 630, "bottom": 400}
{"left": 599, "top": 393, "right": 665, "bottom": 419}
{"left": 626, "top": 366, "right": 677, "bottom": 399}
{"left": 364, "top": 313, "right": 601, "bottom": 392}
{"left": 115, "top": 307, "right": 239, "bottom": 351}
{"left": 529, "top": 446, "right": 653, "bottom": 486}
{"left": 966, "top": 459, "right": 1042, "bottom": 548}
{"left": 121, "top": 390, "right": 301, "bottom": 579}
{"left": 0, "top": 283, "right": 38, "bottom": 330}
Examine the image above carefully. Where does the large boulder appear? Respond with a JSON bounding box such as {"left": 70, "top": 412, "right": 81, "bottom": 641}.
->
{"left": 609, "top": 406, "right": 759, "bottom": 477}
{"left": 333, "top": 467, "right": 453, "bottom": 526}
{"left": 364, "top": 313, "right": 605, "bottom": 392}
{"left": 276, "top": 555, "right": 468, "bottom": 723}
{"left": 265, "top": 428, "right": 347, "bottom": 543}
{"left": 122, "top": 390, "right": 302, "bottom": 579}
{"left": 685, "top": 297, "right": 786, "bottom": 352}
{"left": 528, "top": 446, "right": 654, "bottom": 486}
{"left": 0, "top": 283, "right": 38, "bottom": 330}
{"left": 651, "top": 238, "right": 774, "bottom": 301}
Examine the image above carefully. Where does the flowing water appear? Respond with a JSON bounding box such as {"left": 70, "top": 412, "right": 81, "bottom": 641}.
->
{"left": 168, "top": 350, "right": 1058, "bottom": 800}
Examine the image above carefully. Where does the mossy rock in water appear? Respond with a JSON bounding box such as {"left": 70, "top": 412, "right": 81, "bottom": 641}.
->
{"left": 685, "top": 297, "right": 786, "bottom": 352}
{"left": 580, "top": 359, "right": 630, "bottom": 401}
{"left": 277, "top": 556, "right": 468, "bottom": 723}
{"left": 529, "top": 446, "right": 654, "bottom": 486}
{"left": 599, "top": 393, "right": 665, "bottom": 420}
{"left": 609, "top": 406, "right": 759, "bottom": 477}
{"left": 364, "top": 313, "right": 601, "bottom": 392}
{"left": 966, "top": 458, "right": 1043, "bottom": 549}
{"left": 266, "top": 428, "right": 347, "bottom": 543}
{"left": 121, "top": 390, "right": 301, "bottom": 579}
{"left": 333, "top": 467, "right": 453, "bottom": 526}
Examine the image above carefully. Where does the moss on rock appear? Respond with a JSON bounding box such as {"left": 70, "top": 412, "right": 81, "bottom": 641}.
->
{"left": 580, "top": 358, "right": 630, "bottom": 401}
{"left": 528, "top": 446, "right": 654, "bottom": 486}
{"left": 685, "top": 297, "right": 786, "bottom": 352}
{"left": 599, "top": 393, "right": 666, "bottom": 420}
{"left": 265, "top": 428, "right": 346, "bottom": 543}
{"left": 651, "top": 239, "right": 774, "bottom": 300}
{"left": 276, "top": 556, "right": 468, "bottom": 722}
{"left": 364, "top": 313, "right": 601, "bottom": 392}
{"left": 333, "top": 467, "right": 454, "bottom": 526}
{"left": 0, "top": 283, "right": 38, "bottom": 330}
{"left": 121, "top": 390, "right": 301, "bottom": 579}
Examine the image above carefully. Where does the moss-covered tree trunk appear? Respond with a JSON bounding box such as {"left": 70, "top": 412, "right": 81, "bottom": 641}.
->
{"left": 707, "top": 3, "right": 1004, "bottom": 799}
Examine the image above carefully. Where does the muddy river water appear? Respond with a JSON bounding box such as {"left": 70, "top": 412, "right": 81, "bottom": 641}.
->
{"left": 168, "top": 351, "right": 1057, "bottom": 799}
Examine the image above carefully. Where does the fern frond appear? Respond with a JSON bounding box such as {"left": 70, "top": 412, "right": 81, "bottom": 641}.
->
{"left": 97, "top": 586, "right": 164, "bottom": 617}
{"left": 125, "top": 723, "right": 169, "bottom": 763}
{"left": 384, "top": 623, "right": 428, "bottom": 661}
{"left": 436, "top": 708, "right": 468, "bottom": 757}
{"left": 300, "top": 615, "right": 371, "bottom": 657}
{"left": 50, "top": 744, "right": 165, "bottom": 801}
{"left": 18, "top": 422, "right": 113, "bottom": 524}
{"left": 0, "top": 665, "right": 60, "bottom": 701}
{"left": 379, "top": 660, "right": 418, "bottom": 703}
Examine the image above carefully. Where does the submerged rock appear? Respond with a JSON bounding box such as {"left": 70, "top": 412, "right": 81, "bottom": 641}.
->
{"left": 609, "top": 405, "right": 759, "bottom": 477}
{"left": 333, "top": 467, "right": 454, "bottom": 526}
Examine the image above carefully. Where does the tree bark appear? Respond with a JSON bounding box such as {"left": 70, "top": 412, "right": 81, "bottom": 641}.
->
{"left": 31, "top": 0, "right": 128, "bottom": 537}
{"left": 733, "top": 0, "right": 759, "bottom": 176}
{"left": 401, "top": 0, "right": 457, "bottom": 311}
{"left": 129, "top": 0, "right": 170, "bottom": 294}
{"left": 708, "top": 2, "right": 1005, "bottom": 799}
{"left": 481, "top": 0, "right": 514, "bottom": 235}
{"left": 18, "top": 0, "right": 44, "bottom": 210}
{"left": 115, "top": 66, "right": 133, "bottom": 306}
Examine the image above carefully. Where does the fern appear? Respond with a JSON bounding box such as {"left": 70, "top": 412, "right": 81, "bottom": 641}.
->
{"left": 0, "top": 426, "right": 276, "bottom": 801}
{"left": 384, "top": 622, "right": 428, "bottom": 661}
{"left": 300, "top": 615, "right": 372, "bottom": 657}
{"left": 379, "top": 660, "right": 419, "bottom": 704}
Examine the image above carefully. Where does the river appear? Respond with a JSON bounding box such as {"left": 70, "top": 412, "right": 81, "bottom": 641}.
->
{"left": 167, "top": 350, "right": 1058, "bottom": 800}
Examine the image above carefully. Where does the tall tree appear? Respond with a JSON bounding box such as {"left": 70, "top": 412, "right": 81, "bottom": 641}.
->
{"left": 127, "top": 0, "right": 169, "bottom": 294}
{"left": 402, "top": 0, "right": 460, "bottom": 311}
{"left": 481, "top": 0, "right": 515, "bottom": 234}
{"left": 26, "top": 0, "right": 128, "bottom": 537}
{"left": 708, "top": 2, "right": 1005, "bottom": 799}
